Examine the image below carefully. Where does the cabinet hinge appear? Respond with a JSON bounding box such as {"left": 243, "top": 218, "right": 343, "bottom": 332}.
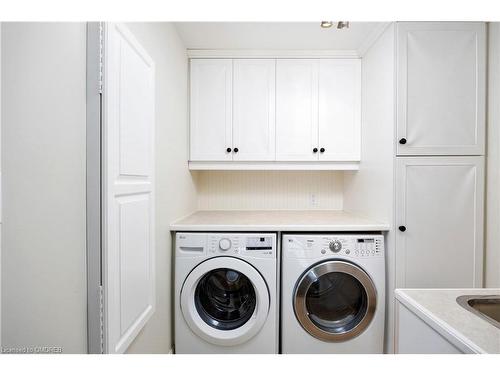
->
{"left": 98, "top": 22, "right": 104, "bottom": 94}
{"left": 98, "top": 285, "right": 104, "bottom": 354}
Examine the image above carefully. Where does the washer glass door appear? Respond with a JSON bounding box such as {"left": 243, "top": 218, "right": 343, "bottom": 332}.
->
{"left": 181, "top": 257, "right": 270, "bottom": 346}
{"left": 195, "top": 268, "right": 256, "bottom": 330}
{"left": 294, "top": 260, "right": 376, "bottom": 342}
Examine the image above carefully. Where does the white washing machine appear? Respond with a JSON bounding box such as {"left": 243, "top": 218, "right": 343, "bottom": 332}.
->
{"left": 174, "top": 232, "right": 278, "bottom": 353}
{"left": 281, "top": 234, "right": 385, "bottom": 353}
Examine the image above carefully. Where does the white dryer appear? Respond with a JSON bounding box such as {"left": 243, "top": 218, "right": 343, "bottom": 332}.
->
{"left": 174, "top": 232, "right": 278, "bottom": 353}
{"left": 281, "top": 234, "right": 385, "bottom": 353}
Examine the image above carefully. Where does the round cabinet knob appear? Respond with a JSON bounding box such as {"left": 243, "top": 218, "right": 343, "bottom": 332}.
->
{"left": 226, "top": 147, "right": 232, "bottom": 153}
{"left": 219, "top": 238, "right": 232, "bottom": 251}
{"left": 399, "top": 138, "right": 407, "bottom": 145}
{"left": 233, "top": 148, "right": 239, "bottom": 153}
{"left": 313, "top": 148, "right": 318, "bottom": 153}
{"left": 329, "top": 240, "right": 342, "bottom": 253}
{"left": 399, "top": 226, "right": 407, "bottom": 232}
{"left": 320, "top": 148, "right": 325, "bottom": 153}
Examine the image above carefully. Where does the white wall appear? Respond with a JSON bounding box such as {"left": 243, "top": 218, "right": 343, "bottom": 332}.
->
{"left": 485, "top": 22, "right": 500, "bottom": 287}
{"left": 1, "top": 23, "right": 87, "bottom": 353}
{"left": 0, "top": 22, "right": 2, "bottom": 349}
{"left": 343, "top": 24, "right": 396, "bottom": 352}
{"left": 197, "top": 171, "right": 343, "bottom": 210}
{"left": 124, "top": 22, "right": 197, "bottom": 354}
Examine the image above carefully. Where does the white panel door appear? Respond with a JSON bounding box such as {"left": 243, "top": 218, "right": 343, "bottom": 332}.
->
{"left": 103, "top": 23, "right": 155, "bottom": 354}
{"left": 318, "top": 59, "right": 361, "bottom": 161}
{"left": 397, "top": 22, "right": 486, "bottom": 155}
{"left": 190, "top": 59, "right": 233, "bottom": 161}
{"left": 233, "top": 59, "right": 276, "bottom": 161}
{"left": 395, "top": 157, "right": 484, "bottom": 289}
{"left": 276, "top": 59, "right": 319, "bottom": 161}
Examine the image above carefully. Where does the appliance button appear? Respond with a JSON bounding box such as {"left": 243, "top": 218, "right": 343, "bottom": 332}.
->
{"left": 218, "top": 238, "right": 232, "bottom": 251}
{"left": 329, "top": 240, "right": 342, "bottom": 253}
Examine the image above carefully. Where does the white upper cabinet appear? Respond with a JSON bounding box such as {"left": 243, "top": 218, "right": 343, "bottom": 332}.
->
{"left": 318, "top": 59, "right": 361, "bottom": 161}
{"left": 395, "top": 157, "right": 484, "bottom": 289}
{"left": 190, "top": 59, "right": 232, "bottom": 161}
{"left": 233, "top": 59, "right": 276, "bottom": 161}
{"left": 275, "top": 58, "right": 361, "bottom": 162}
{"left": 189, "top": 57, "right": 362, "bottom": 169}
{"left": 396, "top": 22, "right": 486, "bottom": 156}
{"left": 276, "top": 59, "right": 319, "bottom": 161}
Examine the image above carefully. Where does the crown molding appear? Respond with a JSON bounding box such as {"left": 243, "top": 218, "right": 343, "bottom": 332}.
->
{"left": 356, "top": 22, "right": 393, "bottom": 57}
{"left": 187, "top": 49, "right": 360, "bottom": 59}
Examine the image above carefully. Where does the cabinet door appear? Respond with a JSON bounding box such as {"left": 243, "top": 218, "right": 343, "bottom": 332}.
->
{"left": 396, "top": 302, "right": 463, "bottom": 354}
{"left": 395, "top": 157, "right": 484, "bottom": 289}
{"left": 233, "top": 59, "right": 276, "bottom": 161}
{"left": 276, "top": 59, "right": 319, "bottom": 161}
{"left": 397, "top": 22, "right": 486, "bottom": 155}
{"left": 318, "top": 59, "right": 361, "bottom": 161}
{"left": 190, "top": 59, "right": 232, "bottom": 161}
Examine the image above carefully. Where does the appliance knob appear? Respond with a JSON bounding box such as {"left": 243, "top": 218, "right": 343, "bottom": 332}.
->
{"left": 219, "top": 238, "right": 232, "bottom": 251}
{"left": 329, "top": 240, "right": 342, "bottom": 253}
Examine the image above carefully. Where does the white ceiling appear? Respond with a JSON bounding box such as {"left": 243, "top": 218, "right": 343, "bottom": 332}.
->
{"left": 174, "top": 22, "right": 384, "bottom": 51}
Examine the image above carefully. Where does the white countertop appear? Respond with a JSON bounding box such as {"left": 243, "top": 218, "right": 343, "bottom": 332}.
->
{"left": 396, "top": 288, "right": 500, "bottom": 354}
{"left": 170, "top": 210, "right": 390, "bottom": 232}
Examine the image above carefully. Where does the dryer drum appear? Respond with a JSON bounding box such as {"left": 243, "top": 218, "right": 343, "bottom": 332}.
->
{"left": 294, "top": 260, "right": 377, "bottom": 342}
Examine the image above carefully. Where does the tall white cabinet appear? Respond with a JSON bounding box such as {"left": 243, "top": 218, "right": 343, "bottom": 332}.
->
{"left": 395, "top": 22, "right": 486, "bottom": 289}
{"left": 395, "top": 157, "right": 484, "bottom": 288}
{"left": 343, "top": 22, "right": 487, "bottom": 353}
{"left": 396, "top": 22, "right": 486, "bottom": 156}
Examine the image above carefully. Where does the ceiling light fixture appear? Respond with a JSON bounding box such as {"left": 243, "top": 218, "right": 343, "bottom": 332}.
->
{"left": 320, "top": 21, "right": 333, "bottom": 29}
{"left": 337, "top": 21, "right": 350, "bottom": 29}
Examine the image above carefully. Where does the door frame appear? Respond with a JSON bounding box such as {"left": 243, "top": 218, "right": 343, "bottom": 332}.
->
{"left": 86, "top": 22, "right": 104, "bottom": 354}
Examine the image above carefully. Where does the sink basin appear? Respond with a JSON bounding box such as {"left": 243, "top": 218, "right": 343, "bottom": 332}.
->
{"left": 457, "top": 295, "right": 500, "bottom": 329}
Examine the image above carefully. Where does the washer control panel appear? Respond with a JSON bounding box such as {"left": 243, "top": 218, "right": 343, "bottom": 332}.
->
{"left": 218, "top": 238, "right": 232, "bottom": 251}
{"left": 208, "top": 233, "right": 276, "bottom": 258}
{"left": 284, "top": 234, "right": 384, "bottom": 259}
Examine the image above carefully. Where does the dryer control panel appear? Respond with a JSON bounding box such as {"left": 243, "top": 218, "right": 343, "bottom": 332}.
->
{"left": 283, "top": 234, "right": 384, "bottom": 259}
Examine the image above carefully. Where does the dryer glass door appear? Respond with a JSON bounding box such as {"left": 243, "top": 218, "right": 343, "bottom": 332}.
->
{"left": 294, "top": 260, "right": 377, "bottom": 342}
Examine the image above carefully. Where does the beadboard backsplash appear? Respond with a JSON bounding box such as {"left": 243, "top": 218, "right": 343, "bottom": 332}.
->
{"left": 195, "top": 171, "right": 343, "bottom": 210}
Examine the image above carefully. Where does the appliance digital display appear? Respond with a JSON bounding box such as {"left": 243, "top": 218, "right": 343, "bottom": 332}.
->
{"left": 246, "top": 236, "right": 273, "bottom": 251}
{"left": 357, "top": 239, "right": 374, "bottom": 243}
